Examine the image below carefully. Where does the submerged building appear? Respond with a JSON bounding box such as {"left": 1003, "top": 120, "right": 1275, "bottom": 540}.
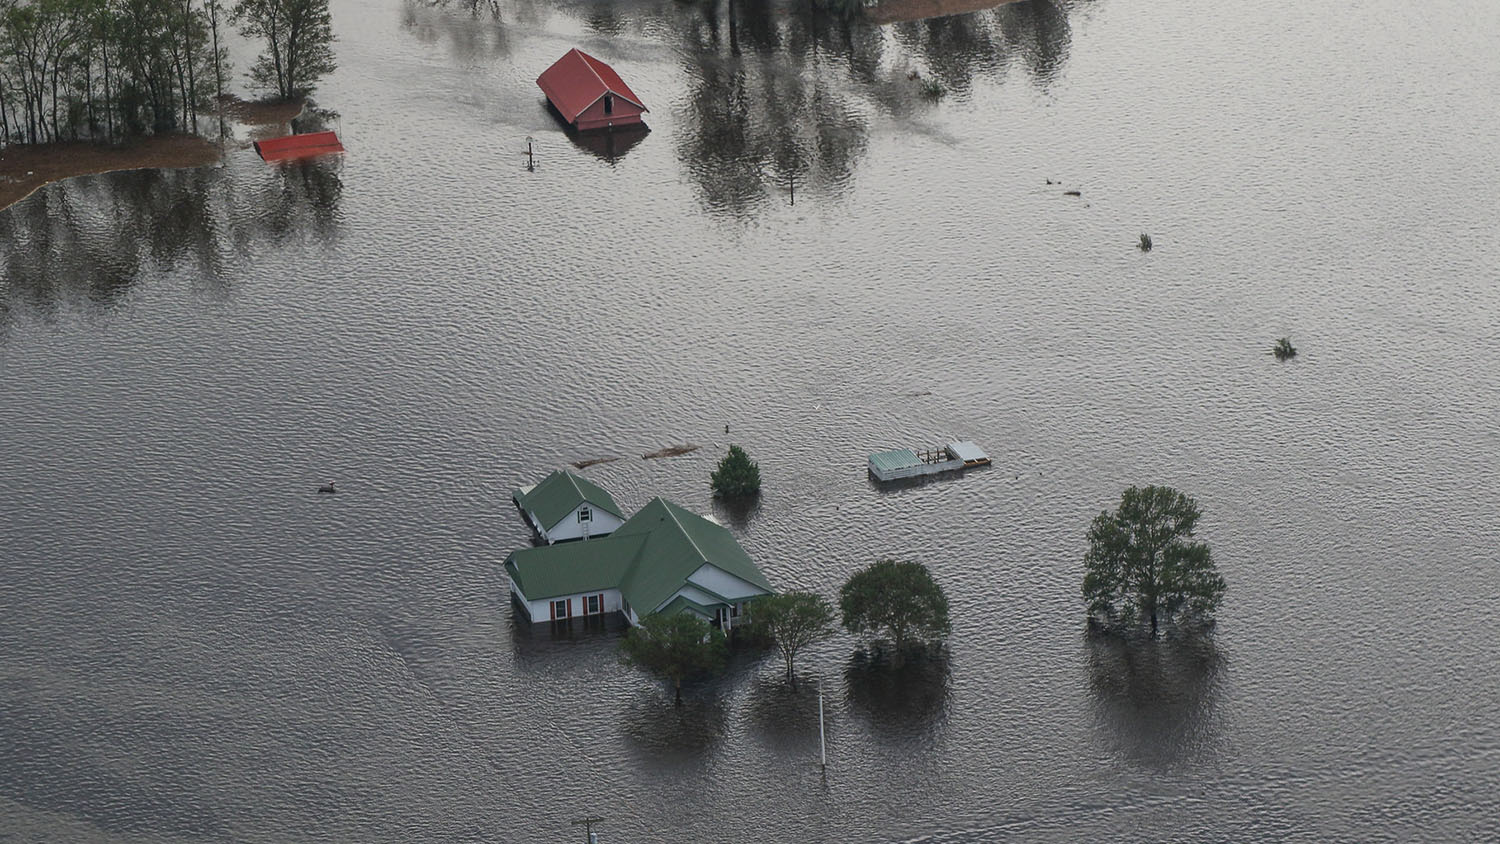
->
{"left": 536, "top": 48, "right": 649, "bottom": 131}
{"left": 506, "top": 496, "right": 773, "bottom": 628}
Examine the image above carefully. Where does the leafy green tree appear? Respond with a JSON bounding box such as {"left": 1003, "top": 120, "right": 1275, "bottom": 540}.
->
{"left": 1083, "top": 485, "right": 1226, "bottom": 637}
{"left": 710, "top": 444, "right": 761, "bottom": 498}
{"left": 620, "top": 612, "right": 727, "bottom": 706}
{"left": 231, "top": 0, "right": 334, "bottom": 100}
{"left": 840, "top": 559, "right": 950, "bottom": 663}
{"left": 752, "top": 591, "right": 834, "bottom": 688}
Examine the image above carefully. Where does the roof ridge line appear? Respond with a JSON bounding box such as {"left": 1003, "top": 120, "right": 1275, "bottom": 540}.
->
{"left": 575, "top": 47, "right": 610, "bottom": 96}
{"left": 661, "top": 499, "right": 710, "bottom": 564}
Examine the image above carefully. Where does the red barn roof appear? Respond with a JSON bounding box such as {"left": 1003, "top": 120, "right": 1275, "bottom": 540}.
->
{"left": 536, "top": 48, "right": 648, "bottom": 124}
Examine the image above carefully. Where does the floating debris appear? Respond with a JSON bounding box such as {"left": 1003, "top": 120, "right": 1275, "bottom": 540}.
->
{"left": 318, "top": 483, "right": 337, "bottom": 494}
{"left": 1139, "top": 233, "right": 1153, "bottom": 252}
{"left": 1064, "top": 189, "right": 1081, "bottom": 197}
{"left": 1273, "top": 338, "right": 1298, "bottom": 361}
{"left": 572, "top": 457, "right": 621, "bottom": 469}
{"left": 643, "top": 444, "right": 702, "bottom": 460}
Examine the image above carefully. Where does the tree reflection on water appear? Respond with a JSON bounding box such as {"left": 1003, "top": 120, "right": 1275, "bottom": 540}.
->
{"left": 408, "top": 0, "right": 1087, "bottom": 215}
{"left": 1085, "top": 632, "right": 1225, "bottom": 769}
{"left": 0, "top": 158, "right": 342, "bottom": 327}
{"left": 843, "top": 646, "right": 952, "bottom": 738}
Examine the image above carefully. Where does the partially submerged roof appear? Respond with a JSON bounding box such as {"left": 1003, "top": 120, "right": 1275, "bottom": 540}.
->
{"left": 869, "top": 448, "right": 923, "bottom": 474}
{"left": 536, "top": 48, "right": 648, "bottom": 124}
{"left": 505, "top": 497, "right": 773, "bottom": 610}
{"left": 253, "top": 131, "right": 344, "bottom": 162}
{"left": 516, "top": 470, "right": 624, "bottom": 529}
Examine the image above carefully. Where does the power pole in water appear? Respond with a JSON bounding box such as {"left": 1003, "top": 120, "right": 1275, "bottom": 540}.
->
{"left": 571, "top": 816, "right": 604, "bottom": 843}
{"left": 818, "top": 679, "right": 827, "bottom": 777}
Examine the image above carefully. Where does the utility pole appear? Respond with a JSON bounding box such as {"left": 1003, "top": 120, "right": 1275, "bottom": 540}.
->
{"left": 571, "top": 816, "right": 604, "bottom": 843}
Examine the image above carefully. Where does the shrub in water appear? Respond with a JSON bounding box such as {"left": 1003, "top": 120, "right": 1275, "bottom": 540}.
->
{"left": 1273, "top": 337, "right": 1297, "bottom": 361}
{"left": 711, "top": 444, "right": 761, "bottom": 498}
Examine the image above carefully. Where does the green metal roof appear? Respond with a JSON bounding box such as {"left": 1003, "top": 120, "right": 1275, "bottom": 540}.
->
{"left": 868, "top": 448, "right": 922, "bottom": 473}
{"left": 504, "top": 497, "right": 774, "bottom": 612}
{"left": 614, "top": 498, "right": 774, "bottom": 613}
{"left": 506, "top": 533, "right": 646, "bottom": 601}
{"left": 657, "top": 594, "right": 716, "bottom": 619}
{"left": 516, "top": 470, "right": 624, "bottom": 529}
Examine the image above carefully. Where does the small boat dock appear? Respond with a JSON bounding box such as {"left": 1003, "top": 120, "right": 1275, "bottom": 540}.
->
{"left": 868, "top": 441, "right": 990, "bottom": 482}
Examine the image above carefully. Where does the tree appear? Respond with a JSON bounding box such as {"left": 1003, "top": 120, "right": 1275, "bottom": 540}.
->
{"left": 839, "top": 559, "right": 950, "bottom": 663}
{"left": 753, "top": 591, "right": 834, "bottom": 689}
{"left": 1083, "top": 485, "right": 1226, "bottom": 637}
{"left": 231, "top": 0, "right": 334, "bottom": 101}
{"left": 710, "top": 444, "right": 760, "bottom": 498}
{"left": 620, "top": 612, "right": 727, "bottom": 706}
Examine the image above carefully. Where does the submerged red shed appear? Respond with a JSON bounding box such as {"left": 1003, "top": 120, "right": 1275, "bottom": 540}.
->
{"left": 537, "top": 48, "right": 648, "bottom": 131}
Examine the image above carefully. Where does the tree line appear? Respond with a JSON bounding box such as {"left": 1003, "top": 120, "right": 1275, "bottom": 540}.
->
{"left": 621, "top": 484, "right": 1229, "bottom": 706}
{"left": 0, "top": 0, "right": 333, "bottom": 147}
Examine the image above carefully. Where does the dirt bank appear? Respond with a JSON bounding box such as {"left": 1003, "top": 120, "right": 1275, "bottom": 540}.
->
{"left": 213, "top": 95, "right": 306, "bottom": 126}
{"left": 0, "top": 134, "right": 221, "bottom": 213}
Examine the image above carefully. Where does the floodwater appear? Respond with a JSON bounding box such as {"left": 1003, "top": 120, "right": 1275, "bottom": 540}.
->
{"left": 3, "top": 0, "right": 1499, "bottom": 840}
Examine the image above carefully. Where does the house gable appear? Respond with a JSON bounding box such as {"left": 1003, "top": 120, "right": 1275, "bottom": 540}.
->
{"left": 686, "top": 564, "right": 771, "bottom": 603}
{"left": 517, "top": 470, "right": 624, "bottom": 533}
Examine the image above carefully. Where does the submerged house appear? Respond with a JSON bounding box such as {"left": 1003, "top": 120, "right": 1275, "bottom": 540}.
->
{"left": 513, "top": 470, "right": 626, "bottom": 544}
{"left": 536, "top": 47, "right": 648, "bottom": 131}
{"left": 506, "top": 497, "right": 774, "bottom": 627}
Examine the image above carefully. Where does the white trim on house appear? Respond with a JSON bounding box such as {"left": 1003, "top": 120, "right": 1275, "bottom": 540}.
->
{"left": 531, "top": 503, "right": 625, "bottom": 544}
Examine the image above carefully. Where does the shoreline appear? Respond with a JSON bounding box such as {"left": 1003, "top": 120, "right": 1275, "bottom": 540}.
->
{"left": 0, "top": 134, "right": 223, "bottom": 213}
{"left": 0, "top": 98, "right": 306, "bottom": 214}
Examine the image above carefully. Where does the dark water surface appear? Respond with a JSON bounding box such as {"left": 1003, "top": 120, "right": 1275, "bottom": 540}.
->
{"left": 4, "top": 0, "right": 1499, "bottom": 840}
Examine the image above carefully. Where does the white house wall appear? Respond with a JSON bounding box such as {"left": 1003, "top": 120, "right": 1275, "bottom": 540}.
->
{"left": 538, "top": 504, "right": 624, "bottom": 543}
{"left": 686, "top": 564, "right": 769, "bottom": 601}
{"left": 510, "top": 579, "right": 623, "bottom": 622}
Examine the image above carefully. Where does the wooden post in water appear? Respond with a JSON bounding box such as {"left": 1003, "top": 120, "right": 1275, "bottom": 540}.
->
{"left": 524, "top": 136, "right": 536, "bottom": 172}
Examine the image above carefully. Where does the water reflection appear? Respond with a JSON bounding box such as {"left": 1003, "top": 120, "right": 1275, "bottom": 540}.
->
{"left": 401, "top": 0, "right": 516, "bottom": 60}
{"left": 709, "top": 493, "right": 762, "bottom": 530}
{"left": 0, "top": 158, "right": 342, "bottom": 327}
{"left": 620, "top": 688, "right": 730, "bottom": 759}
{"left": 843, "top": 647, "right": 951, "bottom": 737}
{"left": 676, "top": 0, "right": 876, "bottom": 216}
{"left": 399, "top": 0, "right": 1086, "bottom": 217}
{"left": 743, "top": 673, "right": 821, "bottom": 747}
{"left": 887, "top": 0, "right": 1072, "bottom": 93}
{"left": 566, "top": 123, "right": 651, "bottom": 164}
{"left": 1085, "top": 632, "right": 1225, "bottom": 768}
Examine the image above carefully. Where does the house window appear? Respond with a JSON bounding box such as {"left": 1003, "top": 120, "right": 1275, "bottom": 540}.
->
{"left": 578, "top": 506, "right": 592, "bottom": 523}
{"left": 586, "top": 595, "right": 601, "bottom": 614}
{"left": 604, "top": 95, "right": 614, "bottom": 116}
{"left": 554, "top": 599, "right": 568, "bottom": 619}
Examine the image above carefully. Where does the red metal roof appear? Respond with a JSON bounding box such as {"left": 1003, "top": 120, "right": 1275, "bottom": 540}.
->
{"left": 536, "top": 48, "right": 647, "bottom": 124}
{"left": 253, "top": 131, "right": 344, "bottom": 162}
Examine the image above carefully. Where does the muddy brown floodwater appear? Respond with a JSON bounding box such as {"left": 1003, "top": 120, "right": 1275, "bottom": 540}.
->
{"left": 2, "top": 0, "right": 1499, "bottom": 841}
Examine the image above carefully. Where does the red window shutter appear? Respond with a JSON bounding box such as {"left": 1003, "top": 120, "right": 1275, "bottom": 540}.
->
{"left": 549, "top": 600, "right": 556, "bottom": 621}
{"left": 567, "top": 598, "right": 573, "bottom": 617}
{"left": 599, "top": 593, "right": 605, "bottom": 614}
